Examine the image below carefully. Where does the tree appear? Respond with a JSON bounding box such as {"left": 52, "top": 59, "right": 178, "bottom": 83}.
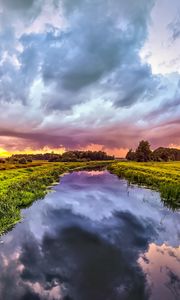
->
{"left": 18, "top": 157, "right": 27, "bottom": 164}
{"left": 126, "top": 149, "right": 136, "bottom": 161}
{"left": 152, "top": 147, "right": 180, "bottom": 161}
{"left": 135, "top": 140, "right": 152, "bottom": 162}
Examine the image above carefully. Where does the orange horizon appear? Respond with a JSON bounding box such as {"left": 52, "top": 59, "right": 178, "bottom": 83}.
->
{"left": 0, "top": 145, "right": 128, "bottom": 158}
{"left": 0, "top": 143, "right": 180, "bottom": 159}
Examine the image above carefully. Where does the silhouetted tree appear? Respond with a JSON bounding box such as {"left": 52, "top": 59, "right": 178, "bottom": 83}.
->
{"left": 135, "top": 140, "right": 152, "bottom": 162}
{"left": 11, "top": 151, "right": 114, "bottom": 162}
{"left": 126, "top": 142, "right": 180, "bottom": 162}
{"left": 19, "top": 157, "right": 27, "bottom": 164}
{"left": 126, "top": 149, "right": 136, "bottom": 161}
{"left": 152, "top": 147, "right": 180, "bottom": 161}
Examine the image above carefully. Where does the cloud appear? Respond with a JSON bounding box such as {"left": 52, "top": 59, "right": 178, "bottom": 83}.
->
{"left": 0, "top": 208, "right": 153, "bottom": 299}
{"left": 0, "top": 170, "right": 179, "bottom": 298}
{"left": 40, "top": 0, "right": 156, "bottom": 110}
{"left": 0, "top": 0, "right": 179, "bottom": 152}
{"left": 0, "top": 0, "right": 43, "bottom": 18}
{"left": 3, "top": 0, "right": 35, "bottom": 10}
{"left": 1, "top": 0, "right": 156, "bottom": 110}
{"left": 168, "top": 15, "right": 180, "bottom": 41}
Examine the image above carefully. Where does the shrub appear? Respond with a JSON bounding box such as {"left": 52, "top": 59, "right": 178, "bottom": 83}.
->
{"left": 18, "top": 157, "right": 27, "bottom": 164}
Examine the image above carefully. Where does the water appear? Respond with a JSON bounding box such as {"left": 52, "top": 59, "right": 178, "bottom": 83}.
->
{"left": 0, "top": 170, "right": 179, "bottom": 300}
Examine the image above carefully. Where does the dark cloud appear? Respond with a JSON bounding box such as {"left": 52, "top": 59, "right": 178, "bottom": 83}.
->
{"left": 0, "top": 115, "right": 180, "bottom": 151}
{"left": 0, "top": 208, "right": 153, "bottom": 300}
{"left": 108, "top": 62, "right": 159, "bottom": 107}
{"left": 2, "top": 0, "right": 35, "bottom": 10}
{"left": 0, "top": 0, "right": 156, "bottom": 110}
{"left": 0, "top": 0, "right": 179, "bottom": 151}
{"left": 39, "top": 0, "right": 156, "bottom": 110}
{"left": 0, "top": 0, "right": 44, "bottom": 25}
{"left": 0, "top": 124, "right": 142, "bottom": 150}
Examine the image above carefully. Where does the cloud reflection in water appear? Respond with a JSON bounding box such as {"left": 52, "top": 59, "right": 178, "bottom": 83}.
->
{"left": 0, "top": 171, "right": 179, "bottom": 300}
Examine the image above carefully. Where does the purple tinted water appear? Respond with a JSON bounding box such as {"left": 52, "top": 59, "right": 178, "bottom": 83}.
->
{"left": 0, "top": 170, "right": 179, "bottom": 300}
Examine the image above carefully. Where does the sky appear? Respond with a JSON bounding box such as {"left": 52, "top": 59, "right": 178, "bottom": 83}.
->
{"left": 0, "top": 0, "right": 180, "bottom": 157}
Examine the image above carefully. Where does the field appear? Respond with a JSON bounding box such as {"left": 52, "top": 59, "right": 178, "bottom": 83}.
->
{"left": 108, "top": 161, "right": 180, "bottom": 209}
{"left": 0, "top": 161, "right": 110, "bottom": 235}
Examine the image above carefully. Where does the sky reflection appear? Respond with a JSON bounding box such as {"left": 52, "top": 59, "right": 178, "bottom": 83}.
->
{"left": 0, "top": 171, "right": 179, "bottom": 300}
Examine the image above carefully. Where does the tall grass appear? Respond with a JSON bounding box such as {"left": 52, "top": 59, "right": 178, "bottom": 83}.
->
{"left": 108, "top": 161, "right": 180, "bottom": 209}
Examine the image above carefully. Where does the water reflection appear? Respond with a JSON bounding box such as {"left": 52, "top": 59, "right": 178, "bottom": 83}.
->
{"left": 139, "top": 243, "right": 180, "bottom": 300}
{"left": 0, "top": 171, "right": 179, "bottom": 300}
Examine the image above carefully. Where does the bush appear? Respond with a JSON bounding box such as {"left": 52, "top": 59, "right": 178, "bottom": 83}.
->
{"left": 18, "top": 157, "right": 27, "bottom": 164}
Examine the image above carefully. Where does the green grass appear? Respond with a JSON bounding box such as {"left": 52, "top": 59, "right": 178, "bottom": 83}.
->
{"left": 0, "top": 161, "right": 110, "bottom": 235}
{"left": 0, "top": 160, "right": 50, "bottom": 170}
{"left": 108, "top": 161, "right": 180, "bottom": 209}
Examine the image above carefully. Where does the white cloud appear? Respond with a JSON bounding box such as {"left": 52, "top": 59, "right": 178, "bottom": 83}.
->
{"left": 140, "top": 0, "right": 180, "bottom": 74}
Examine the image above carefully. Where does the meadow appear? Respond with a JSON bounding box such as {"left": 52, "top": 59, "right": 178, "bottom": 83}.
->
{"left": 108, "top": 161, "right": 180, "bottom": 209}
{"left": 0, "top": 161, "right": 109, "bottom": 235}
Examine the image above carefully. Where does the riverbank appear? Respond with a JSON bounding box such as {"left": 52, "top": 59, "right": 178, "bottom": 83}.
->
{"left": 108, "top": 161, "right": 180, "bottom": 209}
{"left": 1, "top": 160, "right": 179, "bottom": 235}
{"left": 0, "top": 161, "right": 110, "bottom": 235}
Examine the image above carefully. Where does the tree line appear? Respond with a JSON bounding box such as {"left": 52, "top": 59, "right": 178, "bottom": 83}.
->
{"left": 1, "top": 142, "right": 179, "bottom": 164}
{"left": 126, "top": 140, "right": 180, "bottom": 162}
{"left": 8, "top": 150, "right": 114, "bottom": 164}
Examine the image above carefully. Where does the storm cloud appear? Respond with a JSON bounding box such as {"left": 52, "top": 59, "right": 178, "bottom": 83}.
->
{"left": 0, "top": 0, "right": 179, "bottom": 153}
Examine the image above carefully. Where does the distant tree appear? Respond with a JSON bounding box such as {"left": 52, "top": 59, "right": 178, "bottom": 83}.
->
{"left": 10, "top": 151, "right": 114, "bottom": 162}
{"left": 18, "top": 157, "right": 27, "bottom": 164}
{"left": 126, "top": 149, "right": 136, "bottom": 161}
{"left": 135, "top": 140, "right": 152, "bottom": 162}
{"left": 27, "top": 157, "right": 33, "bottom": 162}
{"left": 61, "top": 151, "right": 78, "bottom": 162}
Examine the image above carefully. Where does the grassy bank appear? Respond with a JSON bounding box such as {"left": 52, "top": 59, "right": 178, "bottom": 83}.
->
{"left": 0, "top": 161, "right": 110, "bottom": 235}
{"left": 0, "top": 160, "right": 51, "bottom": 170}
{"left": 108, "top": 161, "right": 180, "bottom": 209}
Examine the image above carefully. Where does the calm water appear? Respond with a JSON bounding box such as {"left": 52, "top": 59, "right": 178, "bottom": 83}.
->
{"left": 0, "top": 170, "right": 179, "bottom": 300}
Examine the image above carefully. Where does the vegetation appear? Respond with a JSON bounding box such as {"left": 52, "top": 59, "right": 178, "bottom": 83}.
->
{"left": 108, "top": 161, "right": 180, "bottom": 209}
{"left": 0, "top": 160, "right": 49, "bottom": 171}
{"left": 126, "top": 140, "right": 180, "bottom": 162}
{"left": 153, "top": 147, "right": 180, "bottom": 161}
{"left": 0, "top": 145, "right": 179, "bottom": 235}
{"left": 10, "top": 150, "right": 114, "bottom": 163}
{"left": 0, "top": 161, "right": 111, "bottom": 235}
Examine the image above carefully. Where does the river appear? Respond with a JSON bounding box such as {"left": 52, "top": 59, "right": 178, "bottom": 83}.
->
{"left": 0, "top": 170, "right": 179, "bottom": 300}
